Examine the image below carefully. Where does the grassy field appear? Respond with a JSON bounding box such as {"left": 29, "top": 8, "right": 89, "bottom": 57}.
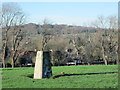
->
{"left": 2, "top": 65, "right": 118, "bottom": 88}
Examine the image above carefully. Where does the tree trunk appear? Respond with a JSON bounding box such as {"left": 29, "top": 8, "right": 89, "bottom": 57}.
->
{"left": 11, "top": 50, "right": 18, "bottom": 68}
{"left": 11, "top": 31, "right": 18, "bottom": 68}
{"left": 101, "top": 36, "right": 108, "bottom": 65}
{"left": 11, "top": 58, "right": 14, "bottom": 68}
{"left": 11, "top": 51, "right": 15, "bottom": 68}
{"left": 87, "top": 62, "right": 90, "bottom": 65}
{"left": 116, "top": 52, "right": 119, "bottom": 65}
{"left": 11, "top": 50, "right": 16, "bottom": 68}
{"left": 2, "top": 49, "right": 5, "bottom": 68}
{"left": 2, "top": 43, "right": 6, "bottom": 68}
{"left": 103, "top": 57, "right": 108, "bottom": 65}
{"left": 2, "top": 29, "right": 8, "bottom": 68}
{"left": 102, "top": 47, "right": 108, "bottom": 65}
{"left": 117, "top": 59, "right": 119, "bottom": 65}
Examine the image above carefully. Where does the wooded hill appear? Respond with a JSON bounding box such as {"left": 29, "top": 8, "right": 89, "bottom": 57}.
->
{"left": 1, "top": 23, "right": 118, "bottom": 67}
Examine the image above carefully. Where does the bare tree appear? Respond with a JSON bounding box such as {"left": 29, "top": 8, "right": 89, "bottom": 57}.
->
{"left": 92, "top": 16, "right": 108, "bottom": 65}
{"left": 2, "top": 3, "right": 25, "bottom": 68}
{"left": 40, "top": 18, "right": 56, "bottom": 51}
{"left": 107, "top": 15, "right": 118, "bottom": 31}
{"left": 69, "top": 34, "right": 85, "bottom": 60}
{"left": 91, "top": 15, "right": 118, "bottom": 65}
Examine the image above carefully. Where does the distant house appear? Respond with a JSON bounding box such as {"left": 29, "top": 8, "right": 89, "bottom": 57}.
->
{"left": 66, "top": 59, "right": 81, "bottom": 65}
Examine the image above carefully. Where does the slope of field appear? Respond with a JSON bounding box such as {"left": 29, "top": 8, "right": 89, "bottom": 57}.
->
{"left": 2, "top": 65, "right": 118, "bottom": 88}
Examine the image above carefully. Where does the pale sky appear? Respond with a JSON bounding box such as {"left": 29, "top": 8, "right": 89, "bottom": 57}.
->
{"left": 6, "top": 2, "right": 118, "bottom": 26}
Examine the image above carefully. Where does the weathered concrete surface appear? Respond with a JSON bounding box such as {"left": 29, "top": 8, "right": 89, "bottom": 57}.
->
{"left": 34, "top": 51, "right": 43, "bottom": 79}
{"left": 43, "top": 51, "right": 52, "bottom": 78}
{"left": 34, "top": 51, "right": 52, "bottom": 79}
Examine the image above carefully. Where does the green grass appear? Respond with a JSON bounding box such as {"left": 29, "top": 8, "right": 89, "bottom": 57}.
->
{"left": 2, "top": 65, "right": 118, "bottom": 88}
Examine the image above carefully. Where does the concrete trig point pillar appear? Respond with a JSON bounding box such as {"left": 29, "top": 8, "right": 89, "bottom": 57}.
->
{"left": 34, "top": 51, "right": 52, "bottom": 79}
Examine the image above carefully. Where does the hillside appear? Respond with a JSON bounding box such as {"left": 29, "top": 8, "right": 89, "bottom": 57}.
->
{"left": 1, "top": 23, "right": 118, "bottom": 66}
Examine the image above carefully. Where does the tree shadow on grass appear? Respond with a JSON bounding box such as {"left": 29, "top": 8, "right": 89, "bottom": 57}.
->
{"left": 53, "top": 71, "right": 118, "bottom": 79}
{"left": 27, "top": 71, "right": 118, "bottom": 79}
{"left": 27, "top": 74, "right": 34, "bottom": 78}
